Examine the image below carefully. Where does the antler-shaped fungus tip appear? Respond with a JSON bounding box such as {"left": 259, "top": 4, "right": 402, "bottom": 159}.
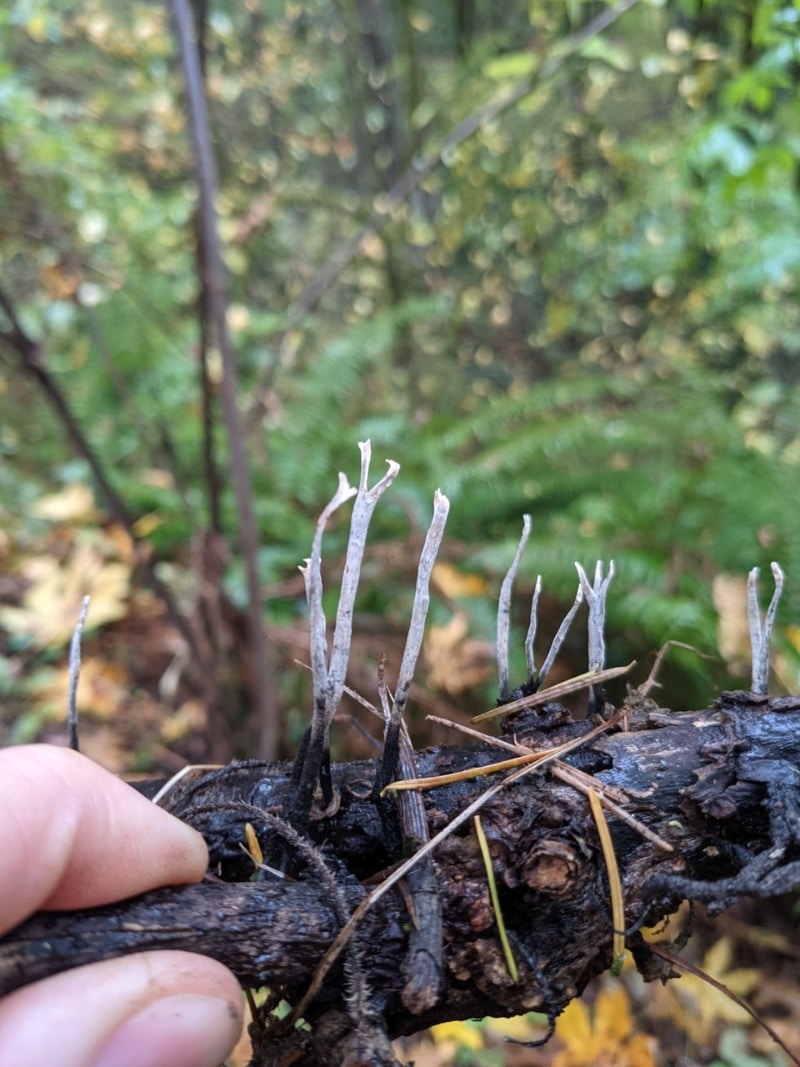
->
{"left": 748, "top": 561, "right": 785, "bottom": 697}
{"left": 575, "top": 560, "right": 615, "bottom": 672}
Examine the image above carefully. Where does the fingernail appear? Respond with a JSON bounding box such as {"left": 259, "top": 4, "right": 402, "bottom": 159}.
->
{"left": 92, "top": 995, "right": 242, "bottom": 1067}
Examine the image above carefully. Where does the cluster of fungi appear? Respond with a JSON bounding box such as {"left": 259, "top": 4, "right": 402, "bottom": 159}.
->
{"left": 2, "top": 444, "right": 799, "bottom": 1067}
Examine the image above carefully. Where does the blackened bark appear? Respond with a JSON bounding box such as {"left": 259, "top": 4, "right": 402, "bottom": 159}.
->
{"left": 2, "top": 691, "right": 800, "bottom": 1065}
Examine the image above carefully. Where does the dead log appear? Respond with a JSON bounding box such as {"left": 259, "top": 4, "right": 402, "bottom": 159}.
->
{"left": 2, "top": 689, "right": 799, "bottom": 1065}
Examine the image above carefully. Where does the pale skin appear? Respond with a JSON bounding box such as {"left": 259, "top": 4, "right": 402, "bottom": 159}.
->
{"left": 0, "top": 745, "right": 244, "bottom": 1067}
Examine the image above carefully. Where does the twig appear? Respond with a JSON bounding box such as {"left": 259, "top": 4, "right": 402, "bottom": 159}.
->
{"left": 426, "top": 714, "right": 522, "bottom": 753}
{"left": 378, "top": 491, "right": 449, "bottom": 1013}
{"left": 747, "top": 562, "right": 784, "bottom": 696}
{"left": 378, "top": 659, "right": 445, "bottom": 1014}
{"left": 647, "top": 944, "right": 800, "bottom": 1067}
{"left": 169, "top": 0, "right": 276, "bottom": 756}
{"left": 497, "top": 516, "right": 531, "bottom": 700}
{"left": 67, "top": 596, "right": 91, "bottom": 753}
{"left": 551, "top": 763, "right": 673, "bottom": 853}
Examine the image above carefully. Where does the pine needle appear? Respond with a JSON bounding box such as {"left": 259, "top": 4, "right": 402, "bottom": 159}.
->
{"left": 470, "top": 661, "right": 635, "bottom": 723}
{"left": 587, "top": 786, "right": 626, "bottom": 974}
{"left": 382, "top": 732, "right": 594, "bottom": 794}
{"left": 474, "top": 815, "right": 518, "bottom": 983}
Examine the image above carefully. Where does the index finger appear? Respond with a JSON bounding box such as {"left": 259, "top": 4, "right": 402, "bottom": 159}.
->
{"left": 0, "top": 745, "right": 208, "bottom": 935}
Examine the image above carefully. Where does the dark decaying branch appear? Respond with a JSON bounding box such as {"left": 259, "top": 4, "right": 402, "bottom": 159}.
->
{"left": 2, "top": 694, "right": 800, "bottom": 1063}
{"left": 2, "top": 446, "right": 799, "bottom": 1067}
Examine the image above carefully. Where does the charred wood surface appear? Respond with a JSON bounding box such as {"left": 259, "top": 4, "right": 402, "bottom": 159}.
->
{"left": 2, "top": 691, "right": 800, "bottom": 1063}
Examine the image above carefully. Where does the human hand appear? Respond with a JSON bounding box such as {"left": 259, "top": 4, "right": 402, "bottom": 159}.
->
{"left": 0, "top": 745, "right": 243, "bottom": 1067}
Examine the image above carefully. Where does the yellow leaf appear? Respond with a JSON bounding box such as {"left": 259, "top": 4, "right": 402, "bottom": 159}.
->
{"left": 132, "top": 512, "right": 165, "bottom": 538}
{"left": 432, "top": 561, "right": 488, "bottom": 598}
{"left": 555, "top": 998, "right": 595, "bottom": 1061}
{"left": 429, "top": 1020, "right": 484, "bottom": 1051}
{"left": 32, "top": 484, "right": 97, "bottom": 524}
{"left": 593, "top": 985, "right": 635, "bottom": 1046}
{"left": 36, "top": 657, "right": 130, "bottom": 718}
{"left": 554, "top": 985, "right": 657, "bottom": 1067}
{"left": 0, "top": 544, "right": 130, "bottom": 649}
{"left": 785, "top": 624, "right": 800, "bottom": 654}
{"left": 484, "top": 1014, "right": 540, "bottom": 1042}
{"left": 425, "top": 611, "right": 494, "bottom": 694}
{"left": 160, "top": 699, "right": 207, "bottom": 744}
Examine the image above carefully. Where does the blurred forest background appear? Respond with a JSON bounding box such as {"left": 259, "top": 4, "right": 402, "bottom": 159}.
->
{"left": 2, "top": 0, "right": 800, "bottom": 1062}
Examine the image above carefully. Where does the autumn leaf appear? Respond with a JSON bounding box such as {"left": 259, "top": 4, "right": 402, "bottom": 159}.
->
{"left": 432, "top": 561, "right": 489, "bottom": 598}
{"left": 484, "top": 1013, "right": 544, "bottom": 1043}
{"left": 36, "top": 657, "right": 130, "bottom": 718}
{"left": 31, "top": 483, "right": 98, "bottom": 524}
{"left": 429, "top": 1019, "right": 484, "bottom": 1051}
{"left": 650, "top": 936, "right": 760, "bottom": 1046}
{"left": 0, "top": 540, "right": 130, "bottom": 649}
{"left": 424, "top": 611, "right": 494, "bottom": 694}
{"left": 554, "top": 984, "right": 658, "bottom": 1067}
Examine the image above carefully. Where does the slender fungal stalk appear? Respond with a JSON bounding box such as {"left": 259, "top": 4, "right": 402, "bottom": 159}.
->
{"left": 524, "top": 575, "right": 543, "bottom": 682}
{"left": 67, "top": 596, "right": 91, "bottom": 752}
{"left": 497, "top": 515, "right": 531, "bottom": 700}
{"left": 391, "top": 490, "right": 450, "bottom": 727}
{"left": 747, "top": 562, "right": 784, "bottom": 696}
{"left": 539, "top": 582, "right": 584, "bottom": 686}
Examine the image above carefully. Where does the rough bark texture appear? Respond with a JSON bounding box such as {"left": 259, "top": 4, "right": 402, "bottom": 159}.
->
{"left": 2, "top": 690, "right": 800, "bottom": 1065}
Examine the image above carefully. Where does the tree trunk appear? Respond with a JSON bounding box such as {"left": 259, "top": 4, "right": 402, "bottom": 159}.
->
{"left": 2, "top": 688, "right": 800, "bottom": 1064}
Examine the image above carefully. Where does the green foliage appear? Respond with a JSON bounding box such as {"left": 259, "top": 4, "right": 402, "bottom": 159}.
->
{"left": 1, "top": 0, "right": 799, "bottom": 722}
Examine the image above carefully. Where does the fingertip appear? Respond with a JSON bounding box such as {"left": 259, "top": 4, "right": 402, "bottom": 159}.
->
{"left": 92, "top": 993, "right": 243, "bottom": 1067}
{"left": 0, "top": 951, "right": 244, "bottom": 1067}
{"left": 0, "top": 745, "right": 210, "bottom": 924}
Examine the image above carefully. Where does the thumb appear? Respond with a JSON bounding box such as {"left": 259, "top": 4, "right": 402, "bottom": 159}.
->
{"left": 0, "top": 950, "right": 243, "bottom": 1067}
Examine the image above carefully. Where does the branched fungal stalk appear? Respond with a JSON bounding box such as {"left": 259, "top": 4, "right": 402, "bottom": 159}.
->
{"left": 497, "top": 515, "right": 532, "bottom": 700}
{"left": 326, "top": 441, "right": 400, "bottom": 724}
{"left": 747, "top": 562, "right": 784, "bottom": 696}
{"left": 293, "top": 443, "right": 399, "bottom": 824}
{"left": 300, "top": 472, "right": 358, "bottom": 724}
{"left": 576, "top": 560, "right": 615, "bottom": 672}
